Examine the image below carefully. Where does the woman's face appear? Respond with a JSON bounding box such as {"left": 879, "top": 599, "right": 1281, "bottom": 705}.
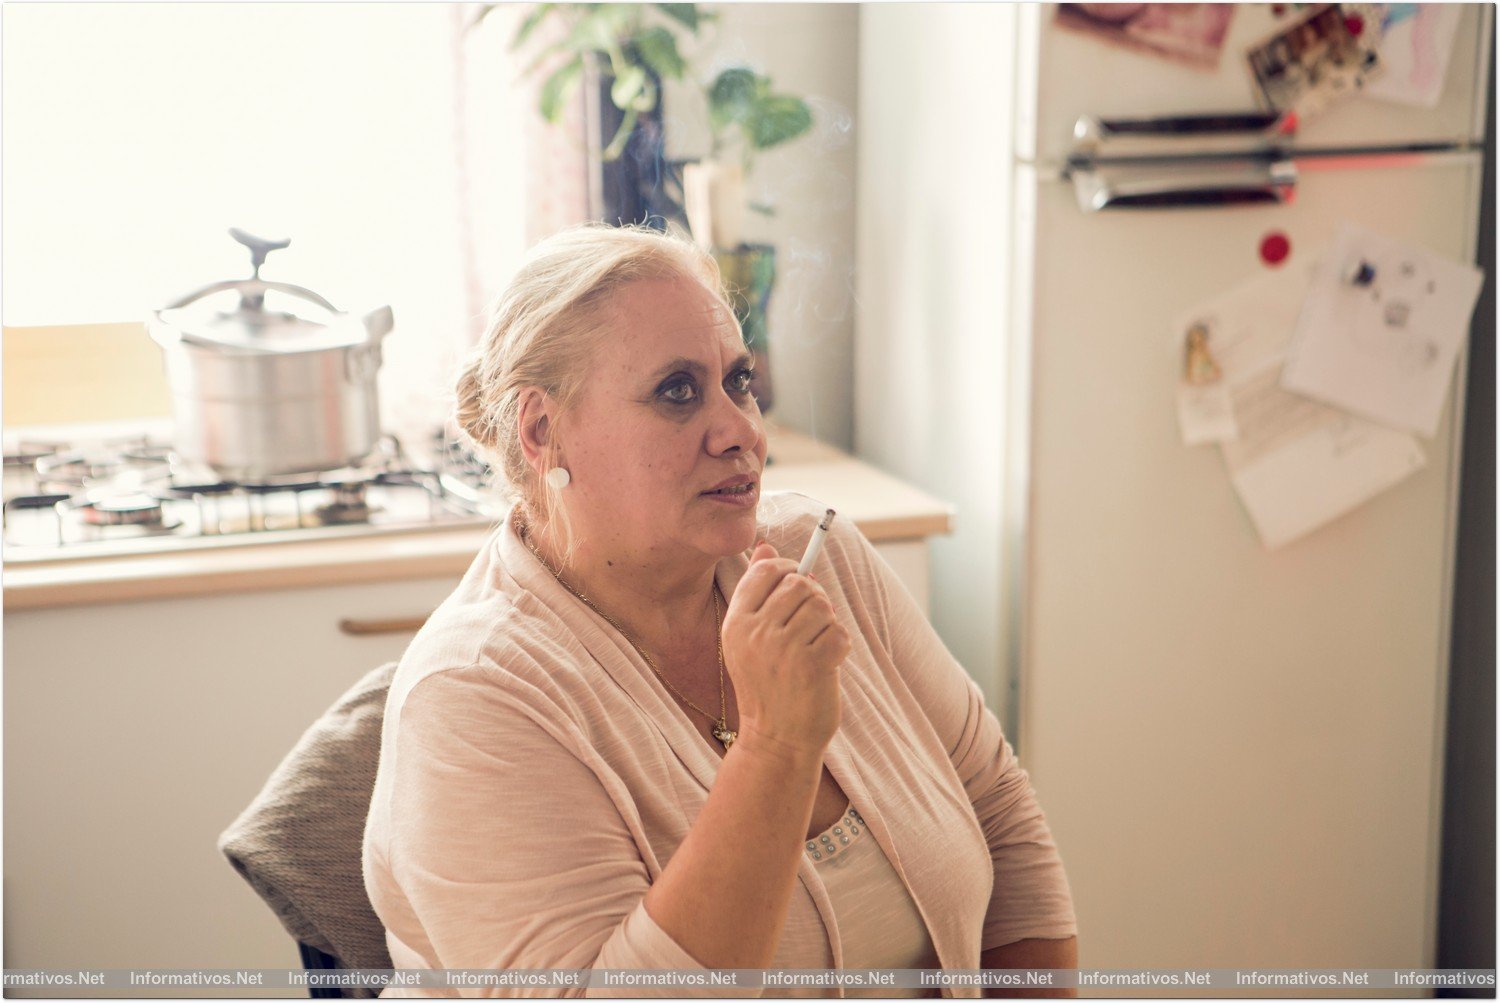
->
{"left": 554, "top": 274, "right": 767, "bottom": 564}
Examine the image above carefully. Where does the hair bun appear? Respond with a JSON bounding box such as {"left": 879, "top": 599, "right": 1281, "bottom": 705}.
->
{"left": 454, "top": 355, "right": 491, "bottom": 448}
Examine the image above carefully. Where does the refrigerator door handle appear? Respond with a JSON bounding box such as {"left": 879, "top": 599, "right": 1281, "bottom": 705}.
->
{"left": 1073, "top": 111, "right": 1297, "bottom": 152}
{"left": 1067, "top": 159, "right": 1297, "bottom": 212}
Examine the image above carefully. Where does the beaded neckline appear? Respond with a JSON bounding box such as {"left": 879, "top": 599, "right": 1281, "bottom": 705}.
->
{"left": 805, "top": 802, "right": 865, "bottom": 861}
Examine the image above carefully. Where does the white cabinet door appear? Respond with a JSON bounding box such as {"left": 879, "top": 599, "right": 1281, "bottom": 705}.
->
{"left": 3, "top": 575, "right": 460, "bottom": 979}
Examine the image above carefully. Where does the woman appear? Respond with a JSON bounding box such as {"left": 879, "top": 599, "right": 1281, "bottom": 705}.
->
{"left": 362, "top": 224, "right": 1078, "bottom": 998}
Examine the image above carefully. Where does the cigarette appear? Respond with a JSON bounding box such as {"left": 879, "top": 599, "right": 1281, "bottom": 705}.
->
{"left": 797, "top": 508, "right": 837, "bottom": 577}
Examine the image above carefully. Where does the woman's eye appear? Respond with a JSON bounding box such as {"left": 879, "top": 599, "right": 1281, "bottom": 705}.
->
{"left": 660, "top": 368, "right": 755, "bottom": 405}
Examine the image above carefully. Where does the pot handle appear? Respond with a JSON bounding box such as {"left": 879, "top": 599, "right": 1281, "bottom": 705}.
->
{"left": 160, "top": 278, "right": 340, "bottom": 315}
{"left": 345, "top": 341, "right": 384, "bottom": 384}
{"left": 229, "top": 228, "right": 290, "bottom": 279}
{"left": 363, "top": 305, "right": 395, "bottom": 342}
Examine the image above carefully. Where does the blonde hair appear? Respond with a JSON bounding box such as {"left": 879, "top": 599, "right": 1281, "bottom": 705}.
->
{"left": 455, "top": 221, "right": 734, "bottom": 568}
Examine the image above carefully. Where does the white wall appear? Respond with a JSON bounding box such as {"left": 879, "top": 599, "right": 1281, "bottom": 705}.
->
{"left": 663, "top": 3, "right": 861, "bottom": 451}
{"left": 853, "top": 4, "right": 1020, "bottom": 716}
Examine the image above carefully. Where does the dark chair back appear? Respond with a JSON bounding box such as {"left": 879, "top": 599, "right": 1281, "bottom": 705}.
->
{"left": 298, "top": 940, "right": 349, "bottom": 999}
{"left": 219, "top": 662, "right": 399, "bottom": 999}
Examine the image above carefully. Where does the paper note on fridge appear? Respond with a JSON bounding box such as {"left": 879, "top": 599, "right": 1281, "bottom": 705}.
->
{"left": 1172, "top": 253, "right": 1323, "bottom": 445}
{"left": 1223, "top": 363, "right": 1427, "bottom": 549}
{"left": 1187, "top": 248, "right": 1429, "bottom": 549}
{"left": 1176, "top": 383, "right": 1237, "bottom": 445}
{"left": 1280, "top": 222, "right": 1484, "bottom": 438}
{"left": 1361, "top": 4, "right": 1464, "bottom": 108}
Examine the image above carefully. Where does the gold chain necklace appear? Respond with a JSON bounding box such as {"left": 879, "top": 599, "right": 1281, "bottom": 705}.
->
{"left": 516, "top": 513, "right": 737, "bottom": 748}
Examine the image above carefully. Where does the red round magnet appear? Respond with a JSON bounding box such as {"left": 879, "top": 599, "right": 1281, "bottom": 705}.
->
{"left": 1259, "top": 231, "right": 1291, "bottom": 266}
{"left": 1344, "top": 13, "right": 1364, "bottom": 35}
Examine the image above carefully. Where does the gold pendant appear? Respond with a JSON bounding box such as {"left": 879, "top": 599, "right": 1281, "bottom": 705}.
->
{"left": 712, "top": 722, "right": 737, "bottom": 747}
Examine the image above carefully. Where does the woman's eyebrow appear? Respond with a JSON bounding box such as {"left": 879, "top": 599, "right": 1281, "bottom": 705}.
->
{"left": 647, "top": 354, "right": 755, "bottom": 381}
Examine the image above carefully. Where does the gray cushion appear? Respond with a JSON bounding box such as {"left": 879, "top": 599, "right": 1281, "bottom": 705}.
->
{"left": 218, "top": 661, "right": 396, "bottom": 990}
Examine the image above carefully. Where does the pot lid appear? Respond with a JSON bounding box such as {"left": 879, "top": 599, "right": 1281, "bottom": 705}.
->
{"left": 148, "top": 229, "right": 390, "bottom": 354}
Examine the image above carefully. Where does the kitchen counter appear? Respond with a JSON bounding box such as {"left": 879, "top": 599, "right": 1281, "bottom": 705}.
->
{"left": 2, "top": 420, "right": 954, "bottom": 610}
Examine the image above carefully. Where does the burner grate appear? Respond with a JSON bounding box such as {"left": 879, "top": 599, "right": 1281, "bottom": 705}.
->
{"left": 2, "top": 425, "right": 506, "bottom": 560}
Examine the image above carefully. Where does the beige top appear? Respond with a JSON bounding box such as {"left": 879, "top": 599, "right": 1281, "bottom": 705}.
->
{"left": 362, "top": 490, "right": 1078, "bottom": 998}
{"left": 788, "top": 802, "right": 941, "bottom": 999}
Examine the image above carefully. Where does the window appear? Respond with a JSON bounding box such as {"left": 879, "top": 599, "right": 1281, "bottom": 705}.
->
{"left": 2, "top": 2, "right": 529, "bottom": 431}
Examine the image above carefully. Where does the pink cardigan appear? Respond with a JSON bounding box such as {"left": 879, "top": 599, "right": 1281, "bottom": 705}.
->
{"left": 362, "top": 491, "right": 1077, "bottom": 998}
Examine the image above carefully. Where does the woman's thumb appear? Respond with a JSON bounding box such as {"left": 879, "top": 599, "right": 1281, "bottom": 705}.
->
{"left": 752, "top": 538, "right": 779, "bottom": 561}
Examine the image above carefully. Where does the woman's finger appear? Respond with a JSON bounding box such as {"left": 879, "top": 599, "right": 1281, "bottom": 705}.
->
{"left": 732, "top": 556, "right": 800, "bottom": 613}
{"left": 759, "top": 574, "right": 820, "bottom": 629}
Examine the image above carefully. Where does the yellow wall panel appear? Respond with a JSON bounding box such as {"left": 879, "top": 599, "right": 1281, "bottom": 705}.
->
{"left": 2, "top": 324, "right": 171, "bottom": 427}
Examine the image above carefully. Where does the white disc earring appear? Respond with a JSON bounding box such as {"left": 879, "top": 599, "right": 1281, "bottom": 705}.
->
{"left": 545, "top": 466, "right": 571, "bottom": 490}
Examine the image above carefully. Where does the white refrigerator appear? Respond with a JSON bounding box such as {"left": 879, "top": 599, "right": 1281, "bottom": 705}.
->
{"left": 854, "top": 0, "right": 1491, "bottom": 984}
{"left": 1010, "top": 2, "right": 1491, "bottom": 978}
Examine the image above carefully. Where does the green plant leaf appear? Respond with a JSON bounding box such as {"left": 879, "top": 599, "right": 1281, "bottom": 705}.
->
{"left": 745, "top": 95, "right": 813, "bottom": 149}
{"left": 509, "top": 4, "right": 555, "bottom": 49}
{"left": 539, "top": 55, "right": 584, "bottom": 123}
{"left": 634, "top": 26, "right": 686, "bottom": 79}
{"left": 603, "top": 105, "right": 641, "bottom": 161}
{"left": 470, "top": 4, "right": 499, "bottom": 33}
{"left": 632, "top": 74, "right": 658, "bottom": 112}
{"left": 518, "top": 9, "right": 601, "bottom": 77}
{"left": 708, "top": 67, "right": 758, "bottom": 132}
{"left": 654, "top": 4, "right": 701, "bottom": 31}
{"left": 534, "top": 4, "right": 625, "bottom": 61}
{"left": 521, "top": 38, "right": 572, "bottom": 78}
{"left": 569, "top": 11, "right": 624, "bottom": 53}
{"left": 610, "top": 64, "right": 648, "bottom": 111}
{"left": 593, "top": 3, "right": 642, "bottom": 40}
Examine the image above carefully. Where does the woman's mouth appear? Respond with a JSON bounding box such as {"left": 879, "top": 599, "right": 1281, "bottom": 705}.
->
{"left": 701, "top": 482, "right": 758, "bottom": 506}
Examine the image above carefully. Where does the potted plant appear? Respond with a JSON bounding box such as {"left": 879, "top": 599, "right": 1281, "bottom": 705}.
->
{"left": 499, "top": 7, "right": 814, "bottom": 414}
{"left": 682, "top": 66, "right": 813, "bottom": 249}
{"left": 486, "top": 3, "right": 712, "bottom": 228}
{"left": 682, "top": 66, "right": 813, "bottom": 414}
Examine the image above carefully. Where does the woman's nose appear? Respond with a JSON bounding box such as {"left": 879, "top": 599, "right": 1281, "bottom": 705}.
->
{"left": 706, "top": 384, "right": 761, "bottom": 454}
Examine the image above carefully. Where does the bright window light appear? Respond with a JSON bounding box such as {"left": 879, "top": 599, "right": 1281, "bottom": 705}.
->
{"left": 2, "top": 1, "right": 529, "bottom": 428}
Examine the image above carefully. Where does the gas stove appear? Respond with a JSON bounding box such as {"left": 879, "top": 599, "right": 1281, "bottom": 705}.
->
{"left": 2, "top": 420, "right": 511, "bottom": 564}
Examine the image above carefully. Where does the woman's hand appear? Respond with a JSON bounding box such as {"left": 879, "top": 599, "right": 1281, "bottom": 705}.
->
{"left": 721, "top": 540, "right": 851, "bottom": 759}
